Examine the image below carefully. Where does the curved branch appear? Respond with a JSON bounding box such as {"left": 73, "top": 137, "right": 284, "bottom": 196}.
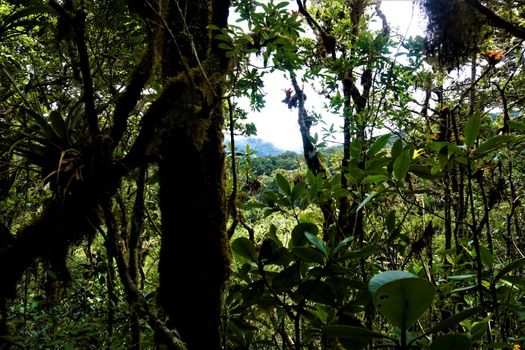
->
{"left": 295, "top": 0, "right": 336, "bottom": 58}
{"left": 375, "top": 0, "right": 390, "bottom": 36}
{"left": 120, "top": 78, "right": 185, "bottom": 170}
{"left": 466, "top": 0, "right": 525, "bottom": 39}
{"left": 0, "top": 99, "right": 164, "bottom": 300}
{"left": 295, "top": 0, "right": 324, "bottom": 35}
{"left": 110, "top": 43, "right": 155, "bottom": 148}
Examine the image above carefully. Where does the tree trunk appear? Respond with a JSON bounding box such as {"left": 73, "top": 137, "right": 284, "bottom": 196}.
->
{"left": 156, "top": 1, "right": 231, "bottom": 348}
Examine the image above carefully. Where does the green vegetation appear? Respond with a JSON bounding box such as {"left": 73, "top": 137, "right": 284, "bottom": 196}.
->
{"left": 233, "top": 137, "right": 289, "bottom": 157}
{"left": 252, "top": 151, "right": 303, "bottom": 175}
{"left": 1, "top": 0, "right": 525, "bottom": 349}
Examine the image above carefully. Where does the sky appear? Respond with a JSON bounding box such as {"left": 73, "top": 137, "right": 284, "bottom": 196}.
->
{"left": 239, "top": 0, "right": 427, "bottom": 151}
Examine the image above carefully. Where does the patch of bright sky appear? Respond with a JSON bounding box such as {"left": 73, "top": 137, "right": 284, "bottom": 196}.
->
{"left": 236, "top": 0, "right": 427, "bottom": 151}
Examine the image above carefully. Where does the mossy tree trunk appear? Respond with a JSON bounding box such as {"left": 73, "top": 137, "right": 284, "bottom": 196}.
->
{"left": 0, "top": 0, "right": 232, "bottom": 347}
{"left": 156, "top": 0, "right": 231, "bottom": 348}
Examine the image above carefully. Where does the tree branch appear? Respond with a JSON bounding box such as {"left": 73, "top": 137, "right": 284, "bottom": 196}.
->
{"left": 110, "top": 42, "right": 155, "bottom": 148}
{"left": 295, "top": 0, "right": 336, "bottom": 58}
{"left": 49, "top": 0, "right": 99, "bottom": 135}
{"left": 102, "top": 202, "right": 187, "bottom": 350}
{"left": 120, "top": 78, "right": 184, "bottom": 170}
{"left": 467, "top": 0, "right": 525, "bottom": 39}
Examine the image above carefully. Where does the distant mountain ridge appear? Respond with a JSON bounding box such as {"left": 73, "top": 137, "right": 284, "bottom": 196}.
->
{"left": 228, "top": 136, "right": 292, "bottom": 156}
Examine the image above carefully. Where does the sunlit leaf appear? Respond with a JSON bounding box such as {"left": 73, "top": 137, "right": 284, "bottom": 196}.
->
{"left": 507, "top": 119, "right": 525, "bottom": 132}
{"left": 275, "top": 173, "right": 291, "bottom": 195}
{"left": 422, "top": 307, "right": 481, "bottom": 336}
{"left": 369, "top": 271, "right": 435, "bottom": 329}
{"left": 361, "top": 174, "right": 389, "bottom": 185}
{"left": 232, "top": 237, "right": 257, "bottom": 262}
{"left": 479, "top": 245, "right": 493, "bottom": 269}
{"left": 305, "top": 232, "right": 328, "bottom": 256}
{"left": 393, "top": 150, "right": 410, "bottom": 181}
{"left": 290, "top": 222, "right": 318, "bottom": 248}
{"left": 368, "top": 133, "right": 391, "bottom": 156}
{"left": 464, "top": 114, "right": 481, "bottom": 149}
{"left": 494, "top": 258, "right": 525, "bottom": 284}
{"left": 474, "top": 135, "right": 513, "bottom": 157}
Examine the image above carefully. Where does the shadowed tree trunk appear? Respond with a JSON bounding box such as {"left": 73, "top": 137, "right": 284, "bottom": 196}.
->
{"left": 156, "top": 0, "right": 232, "bottom": 348}
{"left": 0, "top": 0, "right": 232, "bottom": 348}
{"left": 287, "top": 75, "right": 334, "bottom": 239}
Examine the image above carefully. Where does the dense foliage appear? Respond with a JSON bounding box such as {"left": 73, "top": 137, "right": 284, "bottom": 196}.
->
{"left": 1, "top": 0, "right": 525, "bottom": 349}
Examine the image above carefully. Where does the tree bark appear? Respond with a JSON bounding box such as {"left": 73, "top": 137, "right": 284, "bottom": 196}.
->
{"left": 156, "top": 1, "right": 231, "bottom": 348}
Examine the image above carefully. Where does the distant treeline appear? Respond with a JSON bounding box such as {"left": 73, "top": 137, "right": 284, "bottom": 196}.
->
{"left": 252, "top": 151, "right": 303, "bottom": 176}
{"left": 251, "top": 146, "right": 343, "bottom": 176}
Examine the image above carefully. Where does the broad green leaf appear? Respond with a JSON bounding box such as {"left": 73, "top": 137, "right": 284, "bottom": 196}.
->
{"left": 291, "top": 181, "right": 305, "bottom": 201}
{"left": 274, "top": 1, "right": 288, "bottom": 9}
{"left": 386, "top": 210, "right": 396, "bottom": 233}
{"left": 258, "top": 239, "right": 290, "bottom": 265}
{"left": 368, "top": 133, "right": 391, "bottom": 156}
{"left": 49, "top": 111, "right": 68, "bottom": 142}
{"left": 368, "top": 270, "right": 415, "bottom": 294}
{"left": 305, "top": 306, "right": 330, "bottom": 325}
{"left": 343, "top": 244, "right": 378, "bottom": 260}
{"left": 422, "top": 307, "right": 481, "bottom": 336}
{"left": 369, "top": 271, "right": 435, "bottom": 329}
{"left": 218, "top": 42, "right": 232, "bottom": 50}
{"left": 469, "top": 320, "right": 488, "bottom": 339}
{"left": 429, "top": 334, "right": 471, "bottom": 350}
{"left": 346, "top": 165, "right": 365, "bottom": 183}
{"left": 391, "top": 138, "right": 403, "bottom": 158}
{"left": 324, "top": 276, "right": 356, "bottom": 298}
{"left": 361, "top": 174, "right": 389, "bottom": 185}
{"left": 267, "top": 224, "right": 282, "bottom": 247}
{"left": 290, "top": 222, "right": 318, "bottom": 248}
{"left": 464, "top": 114, "right": 481, "bottom": 149}
{"left": 275, "top": 173, "right": 291, "bottom": 195}
{"left": 507, "top": 119, "right": 525, "bottom": 132}
{"left": 366, "top": 156, "right": 390, "bottom": 172}
{"left": 473, "top": 135, "right": 514, "bottom": 156}
{"left": 494, "top": 258, "right": 525, "bottom": 283}
{"left": 451, "top": 285, "right": 477, "bottom": 293}
{"left": 447, "top": 274, "right": 476, "bottom": 281}
{"left": 333, "top": 236, "right": 353, "bottom": 255}
{"left": 429, "top": 141, "right": 449, "bottom": 153}
{"left": 357, "top": 192, "right": 376, "bottom": 211}
{"left": 272, "top": 265, "right": 301, "bottom": 293}
{"left": 231, "top": 237, "right": 257, "bottom": 261}
{"left": 479, "top": 245, "right": 493, "bottom": 268}
{"left": 292, "top": 247, "right": 325, "bottom": 264}
{"left": 262, "top": 190, "right": 277, "bottom": 206}
{"left": 324, "top": 325, "right": 391, "bottom": 340}
{"left": 393, "top": 150, "right": 410, "bottom": 181}
{"left": 305, "top": 232, "right": 328, "bottom": 256}
{"left": 350, "top": 138, "right": 362, "bottom": 160}
{"left": 410, "top": 165, "right": 437, "bottom": 180}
